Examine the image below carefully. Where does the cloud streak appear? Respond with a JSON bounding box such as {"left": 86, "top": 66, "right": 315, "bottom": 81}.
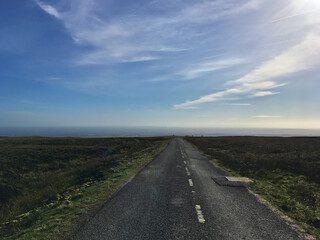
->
{"left": 178, "top": 58, "right": 246, "bottom": 79}
{"left": 173, "top": 81, "right": 286, "bottom": 109}
{"left": 34, "top": 0, "right": 264, "bottom": 65}
{"left": 254, "top": 115, "right": 283, "bottom": 118}
{"left": 224, "top": 103, "right": 252, "bottom": 106}
{"left": 174, "top": 34, "right": 320, "bottom": 109}
{"left": 35, "top": 0, "right": 60, "bottom": 19}
{"left": 251, "top": 91, "right": 279, "bottom": 97}
{"left": 231, "top": 34, "right": 320, "bottom": 85}
{"left": 270, "top": 9, "right": 320, "bottom": 23}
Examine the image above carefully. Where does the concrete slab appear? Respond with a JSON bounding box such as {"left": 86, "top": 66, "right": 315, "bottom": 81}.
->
{"left": 211, "top": 176, "right": 248, "bottom": 187}
{"left": 225, "top": 176, "right": 252, "bottom": 183}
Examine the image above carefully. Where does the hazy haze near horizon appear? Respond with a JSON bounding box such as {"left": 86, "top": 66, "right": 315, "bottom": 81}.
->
{"left": 1, "top": 127, "right": 320, "bottom": 138}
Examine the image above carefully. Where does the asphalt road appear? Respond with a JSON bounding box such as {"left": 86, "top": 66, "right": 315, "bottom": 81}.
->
{"left": 71, "top": 138, "right": 306, "bottom": 240}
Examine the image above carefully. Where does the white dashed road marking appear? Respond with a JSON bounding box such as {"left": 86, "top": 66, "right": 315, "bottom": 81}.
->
{"left": 185, "top": 167, "right": 191, "bottom": 176}
{"left": 195, "top": 205, "right": 205, "bottom": 223}
{"left": 180, "top": 148, "right": 205, "bottom": 224}
{"left": 188, "top": 179, "right": 193, "bottom": 187}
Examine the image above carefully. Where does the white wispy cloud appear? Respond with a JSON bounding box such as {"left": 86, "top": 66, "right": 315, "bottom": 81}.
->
{"left": 270, "top": 9, "right": 320, "bottom": 23}
{"left": 173, "top": 81, "right": 285, "bottom": 109}
{"left": 251, "top": 91, "right": 279, "bottom": 97}
{"left": 224, "top": 103, "right": 252, "bottom": 106}
{"left": 76, "top": 54, "right": 160, "bottom": 65}
{"left": 177, "top": 106, "right": 199, "bottom": 110}
{"left": 34, "top": 0, "right": 263, "bottom": 65}
{"left": 241, "top": 81, "right": 286, "bottom": 91}
{"left": 146, "top": 76, "right": 170, "bottom": 82}
{"left": 176, "top": 0, "right": 264, "bottom": 24}
{"left": 231, "top": 34, "right": 320, "bottom": 85}
{"left": 156, "top": 47, "right": 190, "bottom": 52}
{"left": 178, "top": 58, "right": 246, "bottom": 79}
{"left": 270, "top": 0, "right": 320, "bottom": 24}
{"left": 254, "top": 115, "right": 283, "bottom": 118}
{"left": 174, "top": 34, "right": 320, "bottom": 109}
{"left": 35, "top": 0, "right": 60, "bottom": 19}
{"left": 121, "top": 56, "right": 161, "bottom": 63}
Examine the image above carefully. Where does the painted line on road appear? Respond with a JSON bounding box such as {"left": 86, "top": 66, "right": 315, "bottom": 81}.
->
{"left": 195, "top": 205, "right": 205, "bottom": 223}
{"left": 192, "top": 190, "right": 196, "bottom": 198}
{"left": 185, "top": 167, "right": 191, "bottom": 176}
{"left": 184, "top": 161, "right": 187, "bottom": 164}
{"left": 188, "top": 179, "right": 193, "bottom": 187}
{"left": 191, "top": 191, "right": 196, "bottom": 202}
{"left": 180, "top": 146, "right": 188, "bottom": 159}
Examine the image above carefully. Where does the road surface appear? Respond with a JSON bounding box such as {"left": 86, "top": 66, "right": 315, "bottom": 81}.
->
{"left": 71, "top": 138, "right": 306, "bottom": 240}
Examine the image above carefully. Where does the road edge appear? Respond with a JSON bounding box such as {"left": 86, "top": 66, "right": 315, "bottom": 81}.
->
{"left": 247, "top": 189, "right": 315, "bottom": 240}
{"left": 184, "top": 138, "right": 315, "bottom": 240}
{"left": 65, "top": 139, "right": 172, "bottom": 240}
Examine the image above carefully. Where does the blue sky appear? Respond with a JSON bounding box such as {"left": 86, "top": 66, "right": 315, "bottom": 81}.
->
{"left": 1, "top": 0, "right": 320, "bottom": 128}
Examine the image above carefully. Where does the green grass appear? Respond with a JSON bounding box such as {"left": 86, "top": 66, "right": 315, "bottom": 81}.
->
{"left": 185, "top": 136, "right": 320, "bottom": 239}
{"left": 0, "top": 137, "right": 170, "bottom": 239}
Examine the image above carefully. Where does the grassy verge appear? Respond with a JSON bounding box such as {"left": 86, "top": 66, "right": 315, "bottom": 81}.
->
{"left": 185, "top": 136, "right": 320, "bottom": 239}
{"left": 0, "top": 137, "right": 170, "bottom": 239}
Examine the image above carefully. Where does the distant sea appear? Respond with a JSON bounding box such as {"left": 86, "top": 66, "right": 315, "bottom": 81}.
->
{"left": 0, "top": 127, "right": 320, "bottom": 137}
